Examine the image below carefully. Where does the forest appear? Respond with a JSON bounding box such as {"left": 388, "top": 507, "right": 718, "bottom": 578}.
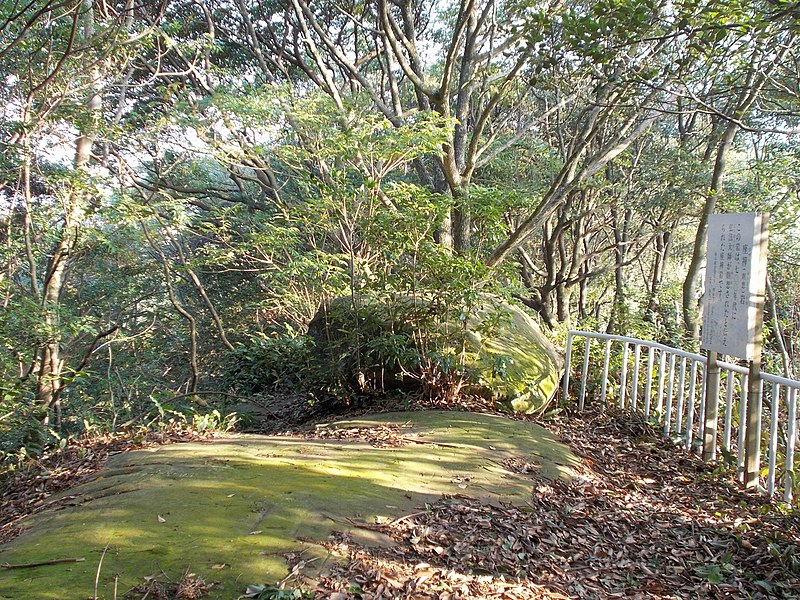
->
{"left": 1, "top": 0, "right": 799, "bottom": 459}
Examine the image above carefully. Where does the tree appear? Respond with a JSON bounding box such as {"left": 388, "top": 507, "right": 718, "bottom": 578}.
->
{"left": 3, "top": 0, "right": 800, "bottom": 456}
{"left": 0, "top": 0, "right": 165, "bottom": 433}
{"left": 680, "top": 1, "right": 798, "bottom": 337}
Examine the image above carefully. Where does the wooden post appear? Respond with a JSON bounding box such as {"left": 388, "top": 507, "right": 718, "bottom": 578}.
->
{"left": 703, "top": 351, "right": 720, "bottom": 461}
{"left": 744, "top": 359, "right": 762, "bottom": 488}
{"left": 744, "top": 215, "right": 769, "bottom": 488}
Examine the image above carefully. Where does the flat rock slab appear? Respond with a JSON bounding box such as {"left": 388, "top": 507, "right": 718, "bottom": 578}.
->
{"left": 0, "top": 411, "right": 578, "bottom": 599}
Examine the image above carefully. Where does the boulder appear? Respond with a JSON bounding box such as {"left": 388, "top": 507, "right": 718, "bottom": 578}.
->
{"left": 463, "top": 299, "right": 563, "bottom": 415}
{"left": 308, "top": 295, "right": 563, "bottom": 414}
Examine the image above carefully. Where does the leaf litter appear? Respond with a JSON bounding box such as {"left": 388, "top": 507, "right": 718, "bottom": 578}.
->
{"left": 310, "top": 409, "right": 799, "bottom": 599}
{"left": 128, "top": 569, "right": 210, "bottom": 599}
{"left": 305, "top": 424, "right": 414, "bottom": 448}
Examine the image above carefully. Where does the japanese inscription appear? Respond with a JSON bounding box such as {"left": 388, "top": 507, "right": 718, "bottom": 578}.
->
{"left": 701, "top": 213, "right": 768, "bottom": 360}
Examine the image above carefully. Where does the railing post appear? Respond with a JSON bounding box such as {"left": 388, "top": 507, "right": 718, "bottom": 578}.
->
{"left": 675, "top": 357, "right": 687, "bottom": 433}
{"left": 745, "top": 359, "right": 763, "bottom": 488}
{"left": 768, "top": 383, "right": 780, "bottom": 497}
{"left": 631, "top": 345, "right": 640, "bottom": 410}
{"left": 737, "top": 374, "right": 749, "bottom": 483}
{"left": 656, "top": 350, "right": 667, "bottom": 416}
{"left": 563, "top": 331, "right": 573, "bottom": 404}
{"left": 785, "top": 388, "right": 797, "bottom": 504}
{"left": 663, "top": 354, "right": 677, "bottom": 437}
{"left": 600, "top": 339, "right": 611, "bottom": 407}
{"left": 644, "top": 346, "right": 655, "bottom": 417}
{"left": 685, "top": 359, "right": 699, "bottom": 448}
{"left": 722, "top": 370, "right": 735, "bottom": 452}
{"left": 664, "top": 354, "right": 676, "bottom": 435}
{"left": 703, "top": 350, "right": 721, "bottom": 461}
{"left": 696, "top": 362, "right": 708, "bottom": 456}
{"left": 578, "top": 337, "right": 591, "bottom": 411}
{"left": 619, "top": 342, "right": 629, "bottom": 409}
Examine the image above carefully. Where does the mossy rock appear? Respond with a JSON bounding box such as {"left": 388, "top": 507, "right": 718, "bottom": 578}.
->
{"left": 0, "top": 411, "right": 579, "bottom": 599}
{"left": 464, "top": 299, "right": 563, "bottom": 415}
{"left": 308, "top": 295, "right": 562, "bottom": 414}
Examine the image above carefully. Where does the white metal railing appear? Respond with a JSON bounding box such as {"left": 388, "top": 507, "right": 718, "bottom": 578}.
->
{"left": 562, "top": 330, "right": 799, "bottom": 505}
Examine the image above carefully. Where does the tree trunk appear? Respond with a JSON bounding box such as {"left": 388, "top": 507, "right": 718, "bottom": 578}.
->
{"left": 645, "top": 229, "right": 673, "bottom": 322}
{"left": 766, "top": 276, "right": 793, "bottom": 379}
{"left": 681, "top": 121, "right": 737, "bottom": 338}
{"left": 37, "top": 0, "right": 99, "bottom": 426}
{"left": 555, "top": 283, "right": 571, "bottom": 323}
{"left": 607, "top": 206, "right": 630, "bottom": 334}
{"left": 681, "top": 41, "right": 789, "bottom": 337}
{"left": 451, "top": 189, "right": 471, "bottom": 254}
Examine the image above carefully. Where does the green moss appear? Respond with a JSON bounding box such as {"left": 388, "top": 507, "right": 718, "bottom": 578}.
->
{"left": 0, "top": 411, "right": 577, "bottom": 599}
{"left": 465, "top": 300, "right": 563, "bottom": 415}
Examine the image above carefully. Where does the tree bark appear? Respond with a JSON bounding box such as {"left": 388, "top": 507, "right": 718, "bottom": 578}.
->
{"left": 607, "top": 206, "right": 631, "bottom": 334}
{"left": 681, "top": 120, "right": 738, "bottom": 339}
{"left": 766, "top": 276, "right": 793, "bottom": 379}
{"left": 36, "top": 0, "right": 99, "bottom": 426}
{"left": 645, "top": 229, "right": 673, "bottom": 322}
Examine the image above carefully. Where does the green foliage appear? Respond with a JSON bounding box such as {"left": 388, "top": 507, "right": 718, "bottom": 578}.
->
{"left": 563, "top": 0, "right": 664, "bottom": 64}
{"left": 241, "top": 584, "right": 314, "bottom": 599}
{"left": 1, "top": 0, "right": 799, "bottom": 457}
{"left": 225, "top": 332, "right": 320, "bottom": 396}
{"left": 0, "top": 401, "right": 50, "bottom": 462}
{"left": 192, "top": 409, "right": 239, "bottom": 433}
{"left": 306, "top": 295, "right": 425, "bottom": 399}
{"left": 693, "top": 560, "right": 735, "bottom": 584}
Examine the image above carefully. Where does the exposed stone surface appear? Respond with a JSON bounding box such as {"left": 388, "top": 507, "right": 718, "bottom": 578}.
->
{"left": 0, "top": 411, "right": 577, "bottom": 600}
{"left": 464, "top": 299, "right": 562, "bottom": 415}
